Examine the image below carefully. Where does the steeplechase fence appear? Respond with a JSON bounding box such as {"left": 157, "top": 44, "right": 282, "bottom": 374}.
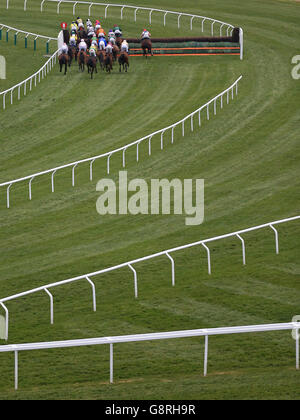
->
{"left": 0, "top": 75, "right": 242, "bottom": 208}
{"left": 0, "top": 322, "right": 298, "bottom": 390}
{"left": 0, "top": 23, "right": 57, "bottom": 53}
{"left": 0, "top": 215, "right": 299, "bottom": 341}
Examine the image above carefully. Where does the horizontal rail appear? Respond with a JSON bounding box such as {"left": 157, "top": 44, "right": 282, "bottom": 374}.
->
{"left": 0, "top": 215, "right": 299, "bottom": 340}
{"left": 0, "top": 76, "right": 242, "bottom": 206}
{"left": 0, "top": 322, "right": 299, "bottom": 389}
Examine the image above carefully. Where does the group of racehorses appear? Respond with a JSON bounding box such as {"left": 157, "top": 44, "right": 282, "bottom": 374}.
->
{"left": 59, "top": 34, "right": 153, "bottom": 78}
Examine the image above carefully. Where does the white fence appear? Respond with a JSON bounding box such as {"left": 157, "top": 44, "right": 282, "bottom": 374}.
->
{"left": 0, "top": 47, "right": 59, "bottom": 110}
{"left": 0, "top": 215, "right": 299, "bottom": 341}
{"left": 0, "top": 75, "right": 242, "bottom": 208}
{"left": 40, "top": 0, "right": 236, "bottom": 36}
{"left": 0, "top": 322, "right": 298, "bottom": 390}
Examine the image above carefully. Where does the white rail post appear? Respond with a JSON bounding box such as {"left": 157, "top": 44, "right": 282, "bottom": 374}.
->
{"left": 73, "top": 2, "right": 77, "bottom": 16}
{"left": 44, "top": 288, "right": 54, "bottom": 324}
{"left": 164, "top": 12, "right": 168, "bottom": 26}
{"left": 270, "top": 224, "right": 279, "bottom": 254}
{"left": 134, "top": 8, "right": 138, "bottom": 22}
{"left": 198, "top": 109, "right": 201, "bottom": 126}
{"left": 0, "top": 302, "right": 9, "bottom": 341}
{"left": 220, "top": 23, "right": 225, "bottom": 37}
{"left": 177, "top": 14, "right": 182, "bottom": 29}
{"left": 110, "top": 343, "right": 114, "bottom": 383}
{"left": 88, "top": 3, "right": 93, "bottom": 16}
{"left": 211, "top": 21, "right": 215, "bottom": 36}
{"left": 90, "top": 158, "right": 96, "bottom": 181}
{"left": 166, "top": 252, "right": 175, "bottom": 287}
{"left": 191, "top": 114, "right": 194, "bottom": 131}
{"left": 122, "top": 148, "right": 126, "bottom": 167}
{"left": 15, "top": 351, "right": 18, "bottom": 390}
{"left": 24, "top": 0, "right": 27, "bottom": 11}
{"left": 207, "top": 104, "right": 210, "bottom": 120}
{"left": 86, "top": 276, "right": 96, "bottom": 312}
{"left": 105, "top": 5, "right": 109, "bottom": 18}
{"left": 57, "top": 1, "right": 62, "bottom": 14}
{"left": 214, "top": 99, "right": 217, "bottom": 115}
{"left": 202, "top": 243, "right": 211, "bottom": 275}
{"left": 148, "top": 136, "right": 152, "bottom": 155}
{"left": 51, "top": 170, "right": 57, "bottom": 193}
{"left": 29, "top": 177, "right": 35, "bottom": 200}
{"left": 161, "top": 131, "right": 164, "bottom": 150}
{"left": 41, "top": 0, "right": 45, "bottom": 12}
{"left": 121, "top": 6, "right": 125, "bottom": 19}
{"left": 128, "top": 264, "right": 138, "bottom": 298}
{"left": 136, "top": 142, "right": 139, "bottom": 161}
{"left": 204, "top": 334, "right": 208, "bottom": 376}
{"left": 149, "top": 9, "right": 153, "bottom": 24}
{"left": 190, "top": 16, "right": 195, "bottom": 31}
{"left": 236, "top": 234, "right": 246, "bottom": 265}
{"left": 72, "top": 163, "right": 78, "bottom": 187}
{"left": 7, "top": 184, "right": 12, "bottom": 208}
{"left": 182, "top": 120, "right": 185, "bottom": 137}
{"left": 202, "top": 18, "right": 206, "bottom": 33}
{"left": 107, "top": 154, "right": 112, "bottom": 174}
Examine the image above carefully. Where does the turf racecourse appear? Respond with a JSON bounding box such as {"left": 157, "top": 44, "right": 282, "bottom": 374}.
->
{"left": 0, "top": 0, "right": 299, "bottom": 400}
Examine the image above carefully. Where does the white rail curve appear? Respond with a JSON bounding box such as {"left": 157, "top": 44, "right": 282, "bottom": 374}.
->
{"left": 0, "top": 215, "right": 299, "bottom": 341}
{"left": 0, "top": 322, "right": 299, "bottom": 390}
{"left": 0, "top": 47, "right": 59, "bottom": 110}
{"left": 0, "top": 75, "right": 242, "bottom": 208}
{"left": 40, "top": 0, "right": 235, "bottom": 36}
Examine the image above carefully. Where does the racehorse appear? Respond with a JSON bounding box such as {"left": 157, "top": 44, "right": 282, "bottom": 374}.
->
{"left": 67, "top": 46, "right": 75, "bottom": 67}
{"left": 116, "top": 36, "right": 123, "bottom": 49}
{"left": 97, "top": 49, "right": 106, "bottom": 71}
{"left": 78, "top": 50, "right": 86, "bottom": 72}
{"left": 118, "top": 51, "right": 129, "bottom": 72}
{"left": 58, "top": 53, "right": 69, "bottom": 75}
{"left": 69, "top": 45, "right": 78, "bottom": 63}
{"left": 87, "top": 55, "right": 98, "bottom": 79}
{"left": 141, "top": 39, "right": 153, "bottom": 58}
{"left": 112, "top": 44, "right": 120, "bottom": 62}
{"left": 104, "top": 52, "right": 113, "bottom": 73}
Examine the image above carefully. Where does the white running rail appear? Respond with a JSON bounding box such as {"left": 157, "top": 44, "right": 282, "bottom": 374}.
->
{"left": 0, "top": 48, "right": 59, "bottom": 110}
{"left": 0, "top": 23, "right": 57, "bottom": 41}
{"left": 0, "top": 322, "right": 299, "bottom": 390}
{"left": 40, "top": 0, "right": 235, "bottom": 36}
{"left": 0, "top": 75, "right": 243, "bottom": 208}
{"left": 0, "top": 215, "right": 299, "bottom": 340}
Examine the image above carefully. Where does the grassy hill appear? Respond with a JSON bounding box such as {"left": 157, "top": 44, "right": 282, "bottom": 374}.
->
{"left": 0, "top": 0, "right": 299, "bottom": 400}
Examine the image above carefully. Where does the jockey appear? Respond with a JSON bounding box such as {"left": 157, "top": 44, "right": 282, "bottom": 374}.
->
{"left": 98, "top": 28, "right": 106, "bottom": 38}
{"left": 95, "top": 20, "right": 101, "bottom": 31}
{"left": 91, "top": 37, "right": 98, "bottom": 48}
{"left": 69, "top": 35, "right": 77, "bottom": 47}
{"left": 60, "top": 42, "right": 68, "bottom": 55}
{"left": 141, "top": 29, "right": 151, "bottom": 39}
{"left": 87, "top": 26, "right": 95, "bottom": 38}
{"left": 108, "top": 29, "right": 116, "bottom": 44}
{"left": 78, "top": 22, "right": 84, "bottom": 30}
{"left": 86, "top": 18, "right": 92, "bottom": 27}
{"left": 78, "top": 39, "right": 87, "bottom": 52}
{"left": 98, "top": 39, "right": 106, "bottom": 50}
{"left": 113, "top": 25, "right": 122, "bottom": 37}
{"left": 105, "top": 42, "right": 113, "bottom": 54}
{"left": 121, "top": 39, "right": 129, "bottom": 53}
{"left": 89, "top": 44, "right": 97, "bottom": 57}
{"left": 70, "top": 21, "right": 77, "bottom": 31}
{"left": 76, "top": 17, "right": 83, "bottom": 26}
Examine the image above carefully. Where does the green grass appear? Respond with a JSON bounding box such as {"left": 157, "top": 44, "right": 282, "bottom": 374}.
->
{"left": 0, "top": 0, "right": 299, "bottom": 400}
